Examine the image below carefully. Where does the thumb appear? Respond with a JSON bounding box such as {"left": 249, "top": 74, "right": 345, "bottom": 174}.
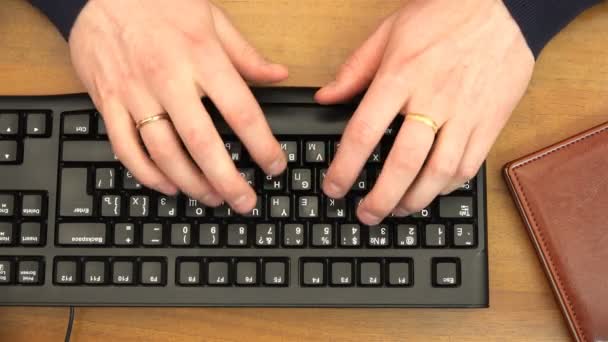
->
{"left": 315, "top": 14, "right": 396, "bottom": 104}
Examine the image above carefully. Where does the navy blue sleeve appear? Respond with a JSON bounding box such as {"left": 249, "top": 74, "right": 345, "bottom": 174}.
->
{"left": 503, "top": 0, "right": 602, "bottom": 59}
{"left": 28, "top": 0, "right": 88, "bottom": 40}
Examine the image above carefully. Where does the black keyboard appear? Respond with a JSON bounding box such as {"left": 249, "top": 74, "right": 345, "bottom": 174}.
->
{"left": 0, "top": 88, "right": 487, "bottom": 307}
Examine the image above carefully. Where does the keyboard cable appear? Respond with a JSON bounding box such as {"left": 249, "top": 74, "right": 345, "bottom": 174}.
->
{"left": 65, "top": 306, "right": 75, "bottom": 342}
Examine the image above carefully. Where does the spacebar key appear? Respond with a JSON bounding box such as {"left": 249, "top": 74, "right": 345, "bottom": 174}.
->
{"left": 57, "top": 223, "right": 107, "bottom": 246}
{"left": 62, "top": 141, "right": 117, "bottom": 162}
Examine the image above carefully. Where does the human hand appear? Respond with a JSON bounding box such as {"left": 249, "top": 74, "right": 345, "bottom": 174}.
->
{"left": 316, "top": 0, "right": 535, "bottom": 224}
{"left": 69, "top": 0, "right": 288, "bottom": 213}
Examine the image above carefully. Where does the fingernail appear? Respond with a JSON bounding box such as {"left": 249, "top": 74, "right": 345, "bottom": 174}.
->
{"left": 233, "top": 193, "right": 254, "bottom": 213}
{"left": 268, "top": 156, "right": 286, "bottom": 176}
{"left": 393, "top": 208, "right": 410, "bottom": 217}
{"left": 359, "top": 209, "right": 381, "bottom": 225}
{"left": 323, "top": 180, "right": 342, "bottom": 198}
{"left": 202, "top": 192, "right": 222, "bottom": 205}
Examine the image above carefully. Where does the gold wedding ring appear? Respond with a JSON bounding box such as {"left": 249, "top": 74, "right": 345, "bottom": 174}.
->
{"left": 406, "top": 113, "right": 439, "bottom": 134}
{"left": 135, "top": 113, "right": 170, "bottom": 130}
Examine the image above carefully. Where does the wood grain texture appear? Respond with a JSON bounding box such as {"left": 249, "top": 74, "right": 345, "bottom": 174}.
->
{"left": 0, "top": 0, "right": 607, "bottom": 340}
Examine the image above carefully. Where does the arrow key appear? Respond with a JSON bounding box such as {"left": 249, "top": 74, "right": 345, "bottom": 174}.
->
{"left": 0, "top": 113, "right": 19, "bottom": 136}
{"left": 0, "top": 141, "right": 19, "bottom": 164}
{"left": 26, "top": 113, "right": 48, "bottom": 136}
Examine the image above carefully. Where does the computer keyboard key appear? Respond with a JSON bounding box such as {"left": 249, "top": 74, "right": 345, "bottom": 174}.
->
{"left": 453, "top": 224, "right": 476, "bottom": 247}
{"left": 84, "top": 261, "right": 107, "bottom": 285}
{"left": 368, "top": 224, "right": 390, "bottom": 247}
{"left": 326, "top": 198, "right": 346, "bottom": 219}
{"left": 61, "top": 141, "right": 117, "bottom": 162}
{"left": 305, "top": 141, "right": 326, "bottom": 163}
{"left": 425, "top": 224, "right": 446, "bottom": 247}
{"left": 351, "top": 171, "right": 367, "bottom": 191}
{"left": 339, "top": 224, "right": 360, "bottom": 247}
{"left": 0, "top": 113, "right": 19, "bottom": 135}
{"left": 101, "top": 195, "right": 121, "bottom": 217}
{"left": 439, "top": 197, "right": 474, "bottom": 218}
{"left": 0, "top": 141, "right": 18, "bottom": 163}
{"left": 21, "top": 194, "right": 43, "bottom": 217}
{"left": 207, "top": 261, "right": 230, "bottom": 286}
{"left": 62, "top": 113, "right": 91, "bottom": 135}
{"left": 459, "top": 179, "right": 474, "bottom": 192}
{"left": 18, "top": 260, "right": 42, "bottom": 284}
{"left": 388, "top": 261, "right": 411, "bottom": 286}
{"left": 214, "top": 202, "right": 233, "bottom": 218}
{"left": 224, "top": 141, "right": 242, "bottom": 162}
{"left": 54, "top": 260, "right": 78, "bottom": 285}
{"left": 140, "top": 260, "right": 165, "bottom": 285}
{"left": 97, "top": 116, "right": 107, "bottom": 136}
{"left": 57, "top": 223, "right": 106, "bottom": 246}
{"left": 291, "top": 169, "right": 312, "bottom": 191}
{"left": 302, "top": 261, "right": 325, "bottom": 286}
{"left": 185, "top": 198, "right": 206, "bottom": 217}
{"left": 330, "top": 261, "right": 353, "bottom": 286}
{"left": 20, "top": 222, "right": 42, "bottom": 245}
{"left": 242, "top": 196, "right": 263, "bottom": 218}
{"left": 0, "top": 194, "right": 14, "bottom": 216}
{"left": 114, "top": 223, "right": 135, "bottom": 246}
{"left": 255, "top": 224, "right": 276, "bottom": 247}
{"left": 158, "top": 196, "right": 178, "bottom": 217}
{"left": 396, "top": 224, "right": 418, "bottom": 247}
{"left": 129, "top": 196, "right": 149, "bottom": 217}
{"left": 178, "top": 261, "right": 201, "bottom": 285}
{"left": 359, "top": 261, "right": 381, "bottom": 286}
{"left": 59, "top": 168, "right": 93, "bottom": 217}
{"left": 0, "top": 259, "right": 12, "bottom": 284}
{"left": 95, "top": 168, "right": 116, "bottom": 190}
{"left": 199, "top": 224, "right": 220, "bottom": 246}
{"left": 270, "top": 196, "right": 290, "bottom": 218}
{"left": 280, "top": 141, "right": 298, "bottom": 162}
{"left": 434, "top": 259, "right": 459, "bottom": 287}
{"left": 123, "top": 170, "right": 143, "bottom": 190}
{"left": 368, "top": 145, "right": 382, "bottom": 163}
{"left": 171, "top": 223, "right": 191, "bottom": 246}
{"left": 283, "top": 223, "right": 305, "bottom": 247}
{"left": 411, "top": 207, "right": 432, "bottom": 219}
{"left": 142, "top": 223, "right": 163, "bottom": 246}
{"left": 238, "top": 168, "right": 256, "bottom": 187}
{"left": 263, "top": 173, "right": 285, "bottom": 191}
{"left": 298, "top": 196, "right": 319, "bottom": 218}
{"left": 112, "top": 261, "right": 135, "bottom": 285}
{"left": 236, "top": 261, "right": 257, "bottom": 286}
{"left": 227, "top": 224, "right": 248, "bottom": 246}
{"left": 264, "top": 261, "right": 286, "bottom": 286}
{"left": 26, "top": 113, "right": 48, "bottom": 136}
{"left": 0, "top": 223, "right": 13, "bottom": 245}
{"left": 312, "top": 224, "right": 333, "bottom": 247}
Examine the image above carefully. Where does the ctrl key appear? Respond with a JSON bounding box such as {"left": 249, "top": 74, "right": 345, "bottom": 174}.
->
{"left": 433, "top": 259, "right": 460, "bottom": 287}
{"left": 18, "top": 259, "right": 43, "bottom": 285}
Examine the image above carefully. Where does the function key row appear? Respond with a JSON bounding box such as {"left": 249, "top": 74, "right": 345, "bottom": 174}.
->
{"left": 0, "top": 112, "right": 50, "bottom": 137}
{"left": 55, "top": 221, "right": 476, "bottom": 248}
{"left": 300, "top": 257, "right": 460, "bottom": 287}
{"left": 0, "top": 257, "right": 44, "bottom": 285}
{"left": 176, "top": 258, "right": 288, "bottom": 286}
{"left": 54, "top": 257, "right": 164, "bottom": 286}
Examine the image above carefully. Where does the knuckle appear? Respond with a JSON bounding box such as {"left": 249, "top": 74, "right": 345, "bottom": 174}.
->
{"left": 183, "top": 127, "right": 214, "bottom": 154}
{"left": 146, "top": 135, "right": 174, "bottom": 162}
{"left": 427, "top": 160, "right": 457, "bottom": 179}
{"left": 140, "top": 53, "right": 170, "bottom": 80}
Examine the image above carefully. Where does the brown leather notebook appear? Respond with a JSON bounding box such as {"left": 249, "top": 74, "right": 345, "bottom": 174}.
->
{"left": 504, "top": 121, "right": 608, "bottom": 342}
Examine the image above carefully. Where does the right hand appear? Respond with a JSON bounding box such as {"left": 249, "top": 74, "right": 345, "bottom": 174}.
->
{"left": 69, "top": 0, "right": 288, "bottom": 213}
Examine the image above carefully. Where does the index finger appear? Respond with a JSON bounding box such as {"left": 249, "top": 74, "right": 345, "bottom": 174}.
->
{"left": 323, "top": 74, "right": 409, "bottom": 199}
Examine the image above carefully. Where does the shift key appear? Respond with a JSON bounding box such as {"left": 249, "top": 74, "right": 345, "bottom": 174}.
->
{"left": 62, "top": 141, "right": 117, "bottom": 162}
{"left": 57, "top": 223, "right": 106, "bottom": 245}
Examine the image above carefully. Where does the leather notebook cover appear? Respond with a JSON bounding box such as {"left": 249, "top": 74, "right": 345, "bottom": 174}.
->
{"left": 503, "top": 121, "right": 608, "bottom": 342}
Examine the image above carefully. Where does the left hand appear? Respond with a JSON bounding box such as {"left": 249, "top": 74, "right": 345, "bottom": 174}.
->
{"left": 316, "top": 0, "right": 535, "bottom": 225}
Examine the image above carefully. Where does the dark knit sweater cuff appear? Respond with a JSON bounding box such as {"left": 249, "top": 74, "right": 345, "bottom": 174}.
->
{"left": 503, "top": 0, "right": 601, "bottom": 59}
{"left": 28, "top": 0, "right": 88, "bottom": 41}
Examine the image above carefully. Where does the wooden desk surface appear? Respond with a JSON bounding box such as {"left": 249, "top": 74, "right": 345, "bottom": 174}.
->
{"left": 1, "top": 0, "right": 607, "bottom": 340}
